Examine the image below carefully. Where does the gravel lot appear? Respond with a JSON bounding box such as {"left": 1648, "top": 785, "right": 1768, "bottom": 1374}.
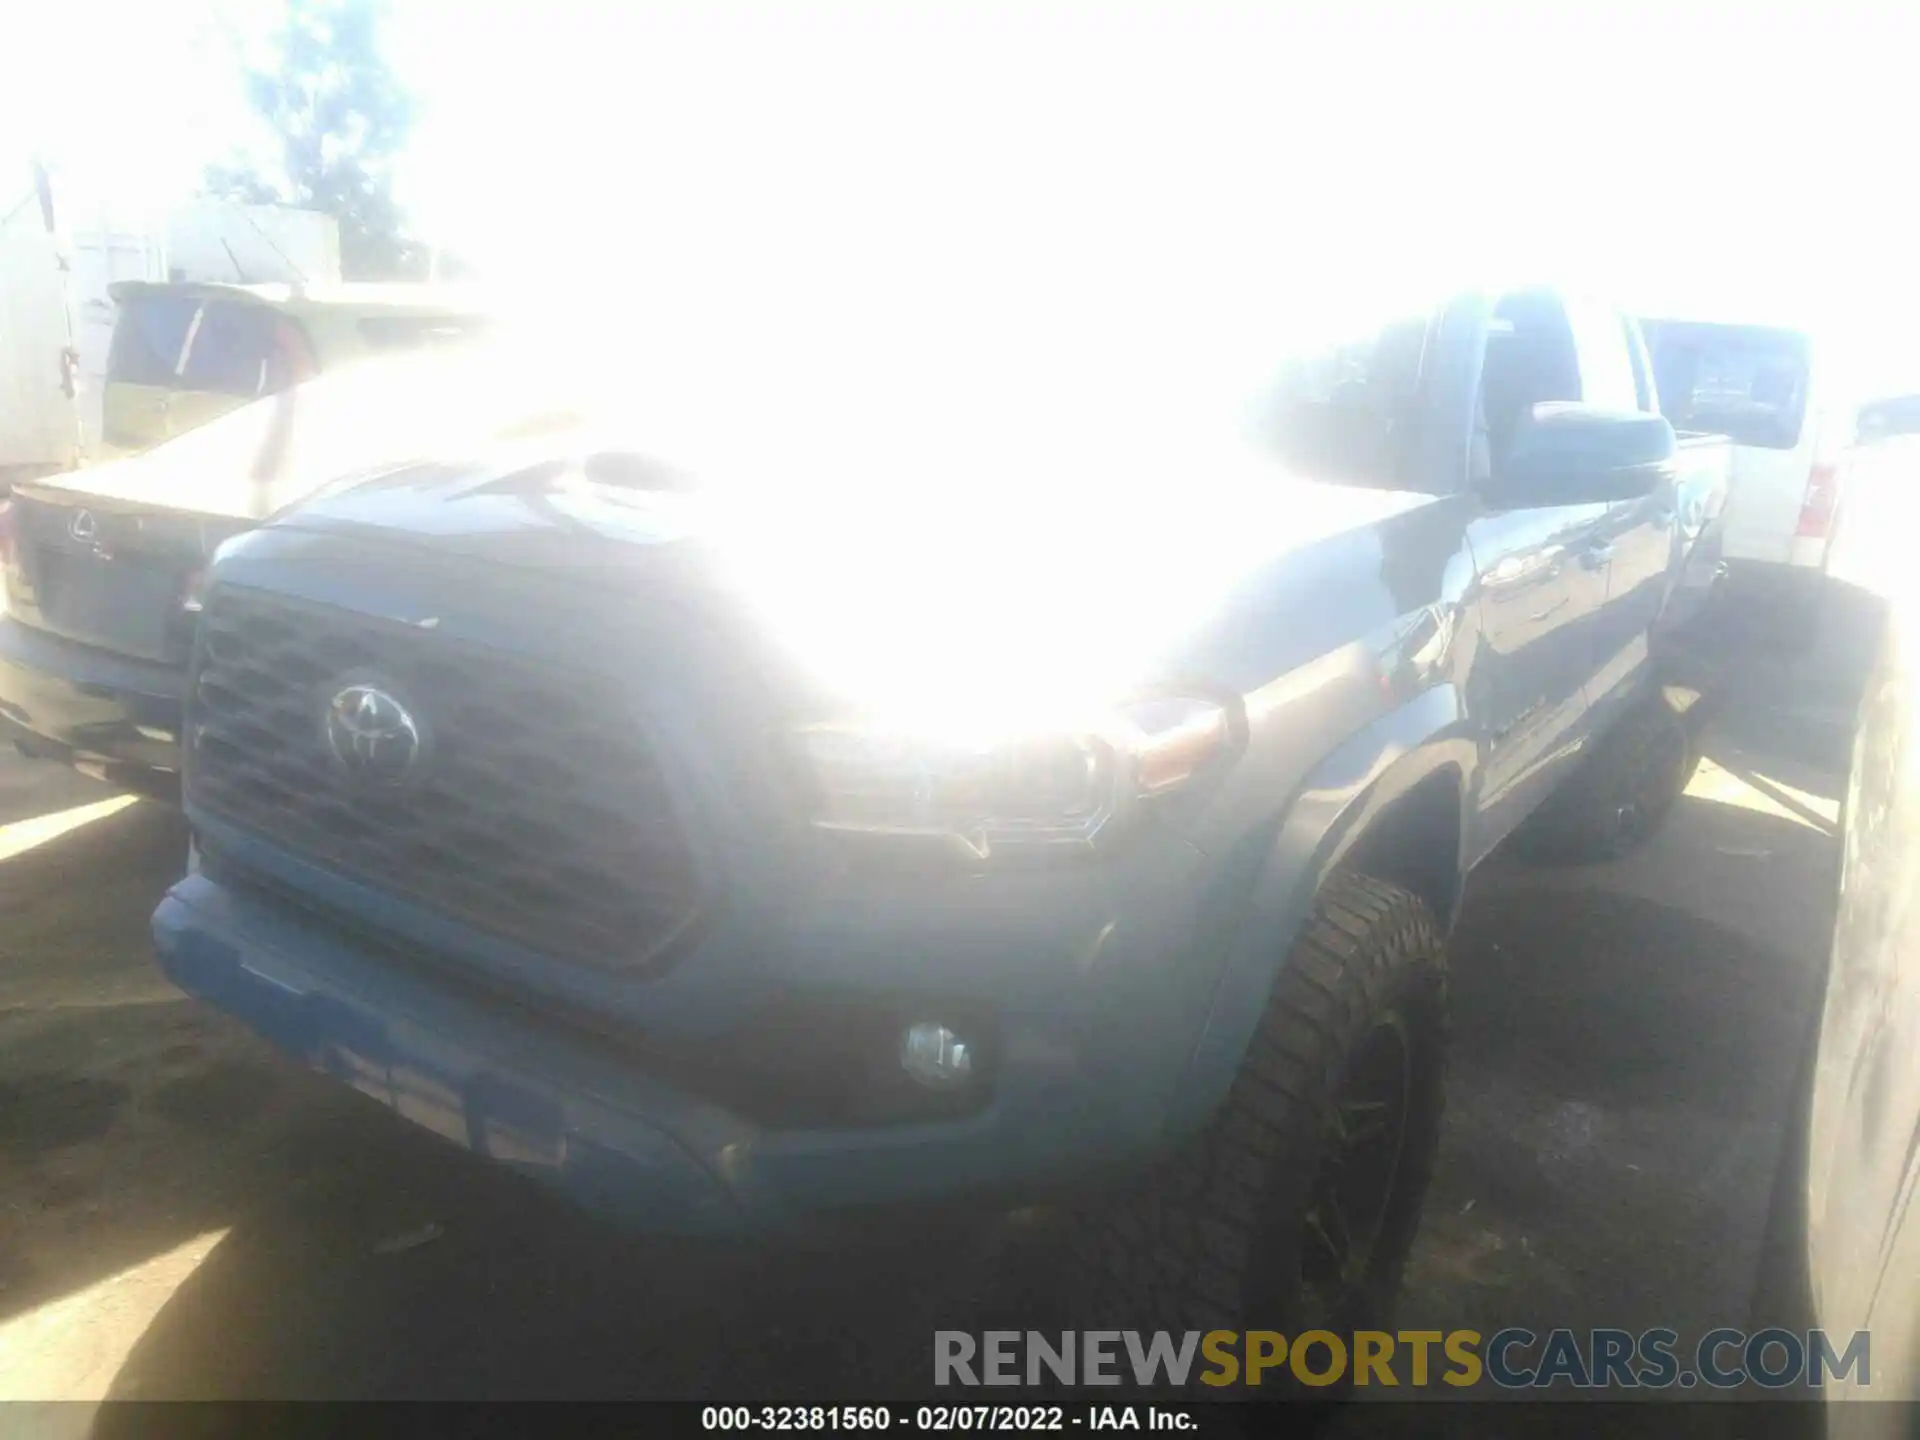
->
{"left": 0, "top": 627, "right": 1858, "bottom": 1431}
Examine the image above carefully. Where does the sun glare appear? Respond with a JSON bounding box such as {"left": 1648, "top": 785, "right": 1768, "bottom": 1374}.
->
{"left": 0, "top": 795, "right": 141, "bottom": 864}
{"left": 0, "top": 1230, "right": 229, "bottom": 1402}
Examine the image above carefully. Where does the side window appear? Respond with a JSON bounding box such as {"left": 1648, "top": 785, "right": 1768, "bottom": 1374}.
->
{"left": 1481, "top": 291, "right": 1583, "bottom": 467}
{"left": 1254, "top": 309, "right": 1439, "bottom": 491}
{"left": 1565, "top": 299, "right": 1643, "bottom": 411}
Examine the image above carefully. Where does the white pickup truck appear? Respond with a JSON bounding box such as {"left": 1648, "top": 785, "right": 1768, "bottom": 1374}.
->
{"left": 1640, "top": 316, "right": 1848, "bottom": 639}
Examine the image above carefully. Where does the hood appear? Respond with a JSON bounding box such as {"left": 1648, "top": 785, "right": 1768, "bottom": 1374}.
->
{"left": 270, "top": 427, "right": 1428, "bottom": 575}
{"left": 263, "top": 430, "right": 1431, "bottom": 729}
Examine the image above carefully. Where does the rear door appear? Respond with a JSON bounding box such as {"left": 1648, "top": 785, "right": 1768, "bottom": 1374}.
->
{"left": 1569, "top": 300, "right": 1678, "bottom": 709}
{"left": 1641, "top": 319, "right": 1815, "bottom": 567}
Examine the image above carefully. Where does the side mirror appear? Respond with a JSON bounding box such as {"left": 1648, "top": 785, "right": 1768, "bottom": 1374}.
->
{"left": 1483, "top": 403, "right": 1675, "bottom": 508}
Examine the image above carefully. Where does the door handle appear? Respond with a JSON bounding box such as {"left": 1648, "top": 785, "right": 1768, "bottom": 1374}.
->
{"left": 1582, "top": 542, "right": 1615, "bottom": 569}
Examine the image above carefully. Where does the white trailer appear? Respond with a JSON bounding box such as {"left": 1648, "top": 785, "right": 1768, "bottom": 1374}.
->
{"left": 1, "top": 164, "right": 341, "bottom": 484}
{"left": 0, "top": 169, "right": 115, "bottom": 482}
{"left": 166, "top": 200, "right": 341, "bottom": 289}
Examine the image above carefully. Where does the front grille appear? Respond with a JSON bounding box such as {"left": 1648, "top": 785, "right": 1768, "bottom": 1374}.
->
{"left": 190, "top": 585, "right": 708, "bottom": 972}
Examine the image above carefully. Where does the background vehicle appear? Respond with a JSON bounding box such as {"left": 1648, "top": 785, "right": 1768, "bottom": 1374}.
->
{"left": 1640, "top": 316, "right": 1848, "bottom": 641}
{"left": 1855, "top": 393, "right": 1920, "bottom": 444}
{"left": 1751, "top": 431, "right": 1920, "bottom": 1435}
{"left": 0, "top": 342, "right": 583, "bottom": 791}
{"left": 1, "top": 161, "right": 340, "bottom": 487}
{"left": 152, "top": 284, "right": 1726, "bottom": 1345}
{"left": 100, "top": 279, "right": 492, "bottom": 454}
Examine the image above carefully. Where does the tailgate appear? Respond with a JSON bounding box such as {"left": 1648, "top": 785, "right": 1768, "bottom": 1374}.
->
{"left": 1674, "top": 433, "right": 1731, "bottom": 555}
{"left": 3, "top": 487, "right": 241, "bottom": 664}
{"left": 1721, "top": 446, "right": 1817, "bottom": 565}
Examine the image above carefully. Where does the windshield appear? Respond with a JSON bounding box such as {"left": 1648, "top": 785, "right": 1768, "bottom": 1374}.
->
{"left": 1247, "top": 311, "right": 1437, "bottom": 490}
{"left": 107, "top": 295, "right": 305, "bottom": 398}
{"left": 105, "top": 294, "right": 201, "bottom": 388}
{"left": 511, "top": 283, "right": 1450, "bottom": 505}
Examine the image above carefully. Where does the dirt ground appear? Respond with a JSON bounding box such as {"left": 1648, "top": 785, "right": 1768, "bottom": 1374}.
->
{"left": 0, "top": 628, "right": 1858, "bottom": 1430}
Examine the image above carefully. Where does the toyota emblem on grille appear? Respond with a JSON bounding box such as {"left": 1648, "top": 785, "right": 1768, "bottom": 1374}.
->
{"left": 324, "top": 684, "right": 422, "bottom": 785}
{"left": 68, "top": 509, "right": 97, "bottom": 542}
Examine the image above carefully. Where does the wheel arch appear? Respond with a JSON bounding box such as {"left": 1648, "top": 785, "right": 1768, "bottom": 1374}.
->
{"left": 1165, "top": 683, "right": 1475, "bottom": 1140}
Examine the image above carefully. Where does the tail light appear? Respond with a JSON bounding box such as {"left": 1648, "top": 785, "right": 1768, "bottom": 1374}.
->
{"left": 1795, "top": 459, "right": 1844, "bottom": 539}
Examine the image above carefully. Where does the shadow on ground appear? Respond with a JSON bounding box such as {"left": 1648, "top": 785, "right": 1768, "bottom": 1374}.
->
{"left": 0, "top": 798, "right": 208, "bottom": 1318}
{"left": 1333, "top": 791, "right": 1833, "bottom": 1440}
{"left": 1413, "top": 831, "right": 1824, "bottom": 1339}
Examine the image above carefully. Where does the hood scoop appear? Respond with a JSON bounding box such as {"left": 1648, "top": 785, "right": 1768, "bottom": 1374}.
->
{"left": 461, "top": 450, "right": 703, "bottom": 545}
{"left": 279, "top": 440, "right": 710, "bottom": 557}
{"left": 459, "top": 449, "right": 699, "bottom": 502}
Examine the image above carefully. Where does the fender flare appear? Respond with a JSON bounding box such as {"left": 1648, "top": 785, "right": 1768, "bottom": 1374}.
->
{"left": 1164, "top": 683, "right": 1477, "bottom": 1139}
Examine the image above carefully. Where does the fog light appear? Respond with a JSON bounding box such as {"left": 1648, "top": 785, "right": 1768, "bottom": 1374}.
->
{"left": 901, "top": 1022, "right": 973, "bottom": 1091}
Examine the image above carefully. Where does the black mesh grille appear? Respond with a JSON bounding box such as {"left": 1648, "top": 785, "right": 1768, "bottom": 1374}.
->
{"left": 189, "top": 586, "right": 707, "bottom": 971}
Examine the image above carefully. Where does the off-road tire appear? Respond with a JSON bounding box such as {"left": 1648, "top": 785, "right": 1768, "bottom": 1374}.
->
{"left": 1066, "top": 872, "right": 1448, "bottom": 1398}
{"left": 1515, "top": 695, "right": 1701, "bottom": 864}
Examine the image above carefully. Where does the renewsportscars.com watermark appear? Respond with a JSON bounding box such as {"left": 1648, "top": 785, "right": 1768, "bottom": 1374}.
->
{"left": 935, "top": 1329, "right": 1872, "bottom": 1391}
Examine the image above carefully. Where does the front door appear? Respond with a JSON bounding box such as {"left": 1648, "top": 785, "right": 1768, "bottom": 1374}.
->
{"left": 1463, "top": 290, "right": 1615, "bottom": 861}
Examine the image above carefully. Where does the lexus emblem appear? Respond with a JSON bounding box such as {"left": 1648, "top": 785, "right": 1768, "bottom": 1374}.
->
{"left": 68, "top": 509, "right": 97, "bottom": 543}
{"left": 323, "top": 684, "right": 422, "bottom": 785}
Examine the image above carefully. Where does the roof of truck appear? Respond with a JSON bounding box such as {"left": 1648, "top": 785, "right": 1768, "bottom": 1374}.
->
{"left": 105, "top": 279, "right": 491, "bottom": 316}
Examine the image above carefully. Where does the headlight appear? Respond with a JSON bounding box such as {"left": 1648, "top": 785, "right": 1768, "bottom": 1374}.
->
{"left": 791, "top": 695, "right": 1235, "bottom": 858}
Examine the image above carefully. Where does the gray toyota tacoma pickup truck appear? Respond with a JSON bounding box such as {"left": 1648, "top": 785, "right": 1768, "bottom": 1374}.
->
{"left": 153, "top": 286, "right": 1727, "bottom": 1338}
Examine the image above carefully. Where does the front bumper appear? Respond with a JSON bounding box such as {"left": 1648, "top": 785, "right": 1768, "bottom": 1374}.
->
{"left": 153, "top": 828, "right": 1232, "bottom": 1233}
{"left": 0, "top": 614, "right": 185, "bottom": 787}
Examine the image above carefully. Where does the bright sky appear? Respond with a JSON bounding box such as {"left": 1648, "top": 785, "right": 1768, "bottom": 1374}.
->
{"left": 3, "top": 1, "right": 1917, "bottom": 387}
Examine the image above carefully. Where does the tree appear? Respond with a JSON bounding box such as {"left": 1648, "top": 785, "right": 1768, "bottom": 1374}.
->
{"left": 203, "top": 0, "right": 425, "bottom": 280}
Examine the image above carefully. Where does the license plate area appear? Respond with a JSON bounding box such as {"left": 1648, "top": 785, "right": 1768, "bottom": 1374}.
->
{"left": 27, "top": 542, "right": 185, "bottom": 661}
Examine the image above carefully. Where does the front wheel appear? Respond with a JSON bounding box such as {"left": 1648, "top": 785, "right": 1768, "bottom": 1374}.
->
{"left": 1067, "top": 872, "right": 1448, "bottom": 1396}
